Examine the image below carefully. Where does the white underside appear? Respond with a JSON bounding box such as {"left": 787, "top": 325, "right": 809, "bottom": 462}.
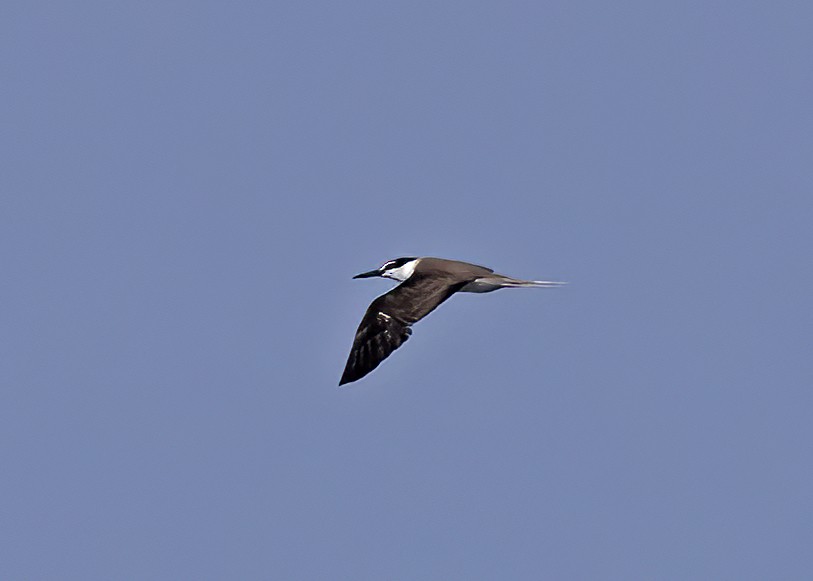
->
{"left": 460, "top": 279, "right": 505, "bottom": 293}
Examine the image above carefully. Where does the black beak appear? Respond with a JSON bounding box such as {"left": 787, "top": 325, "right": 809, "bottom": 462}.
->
{"left": 353, "top": 269, "right": 380, "bottom": 279}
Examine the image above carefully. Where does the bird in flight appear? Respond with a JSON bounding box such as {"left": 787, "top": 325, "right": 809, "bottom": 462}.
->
{"left": 340, "top": 257, "right": 564, "bottom": 385}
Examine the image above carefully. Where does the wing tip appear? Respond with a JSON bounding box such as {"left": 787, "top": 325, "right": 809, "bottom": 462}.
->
{"left": 339, "top": 365, "right": 367, "bottom": 386}
{"left": 338, "top": 368, "right": 357, "bottom": 386}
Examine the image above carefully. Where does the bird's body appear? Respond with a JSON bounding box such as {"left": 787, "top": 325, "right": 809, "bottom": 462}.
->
{"left": 340, "top": 257, "right": 563, "bottom": 386}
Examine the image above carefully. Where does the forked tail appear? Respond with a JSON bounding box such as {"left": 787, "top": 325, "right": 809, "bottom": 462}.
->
{"left": 502, "top": 278, "right": 567, "bottom": 288}
{"left": 460, "top": 276, "right": 567, "bottom": 293}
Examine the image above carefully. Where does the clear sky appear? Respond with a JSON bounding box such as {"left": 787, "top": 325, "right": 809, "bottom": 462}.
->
{"left": 2, "top": 1, "right": 812, "bottom": 579}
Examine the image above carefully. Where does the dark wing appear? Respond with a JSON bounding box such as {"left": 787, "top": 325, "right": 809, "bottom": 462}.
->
{"left": 338, "top": 306, "right": 412, "bottom": 386}
{"left": 339, "top": 273, "right": 468, "bottom": 385}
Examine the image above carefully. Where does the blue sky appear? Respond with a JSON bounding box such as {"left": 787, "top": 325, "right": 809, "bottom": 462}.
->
{"left": 2, "top": 1, "right": 812, "bottom": 579}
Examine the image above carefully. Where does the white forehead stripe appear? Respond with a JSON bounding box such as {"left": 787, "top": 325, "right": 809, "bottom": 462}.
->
{"left": 383, "top": 258, "right": 420, "bottom": 282}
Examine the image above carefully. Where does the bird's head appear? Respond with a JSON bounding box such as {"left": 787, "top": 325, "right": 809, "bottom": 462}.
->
{"left": 353, "top": 257, "right": 420, "bottom": 282}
